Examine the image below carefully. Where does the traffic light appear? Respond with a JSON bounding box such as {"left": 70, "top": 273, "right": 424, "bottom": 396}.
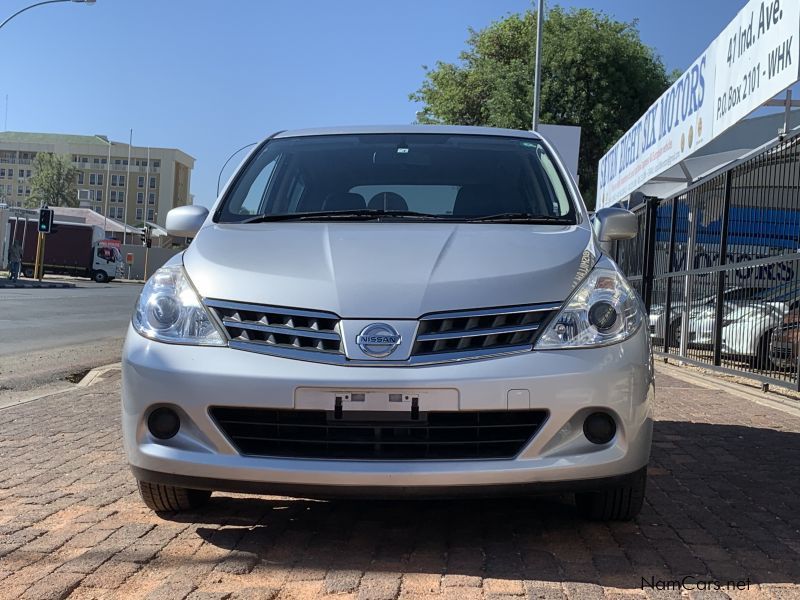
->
{"left": 38, "top": 207, "right": 54, "bottom": 233}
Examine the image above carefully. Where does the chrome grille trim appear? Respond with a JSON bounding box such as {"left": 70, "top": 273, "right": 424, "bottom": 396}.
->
{"left": 419, "top": 302, "right": 561, "bottom": 321}
{"left": 411, "top": 303, "right": 560, "bottom": 359}
{"left": 206, "top": 299, "right": 562, "bottom": 366}
{"left": 206, "top": 299, "right": 344, "bottom": 357}
{"left": 205, "top": 299, "right": 339, "bottom": 321}
{"left": 220, "top": 318, "right": 341, "bottom": 341}
{"left": 416, "top": 322, "right": 541, "bottom": 342}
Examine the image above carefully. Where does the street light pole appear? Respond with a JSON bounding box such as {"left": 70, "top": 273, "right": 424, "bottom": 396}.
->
{"left": 531, "top": 0, "right": 545, "bottom": 131}
{"left": 0, "top": 0, "right": 95, "bottom": 32}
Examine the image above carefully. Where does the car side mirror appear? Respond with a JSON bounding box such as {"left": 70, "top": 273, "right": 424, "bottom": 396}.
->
{"left": 593, "top": 207, "right": 638, "bottom": 242}
{"left": 166, "top": 205, "right": 209, "bottom": 237}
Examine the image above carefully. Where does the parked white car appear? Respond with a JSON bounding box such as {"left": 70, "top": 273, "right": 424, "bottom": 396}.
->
{"left": 649, "top": 287, "right": 760, "bottom": 345}
{"left": 681, "top": 289, "right": 797, "bottom": 365}
{"left": 122, "top": 125, "right": 653, "bottom": 521}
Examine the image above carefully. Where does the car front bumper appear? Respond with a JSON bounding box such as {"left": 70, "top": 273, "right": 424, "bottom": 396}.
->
{"left": 122, "top": 324, "right": 654, "bottom": 495}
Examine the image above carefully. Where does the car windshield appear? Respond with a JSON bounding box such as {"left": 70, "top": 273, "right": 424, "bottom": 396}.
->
{"left": 215, "top": 134, "right": 577, "bottom": 223}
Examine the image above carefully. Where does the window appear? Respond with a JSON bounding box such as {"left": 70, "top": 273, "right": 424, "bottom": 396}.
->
{"left": 136, "top": 208, "right": 143, "bottom": 220}
{"left": 138, "top": 176, "right": 144, "bottom": 188}
{"left": 90, "top": 174, "right": 97, "bottom": 185}
{"left": 149, "top": 176, "right": 156, "bottom": 189}
{"left": 97, "top": 173, "right": 103, "bottom": 186}
{"left": 148, "top": 192, "right": 156, "bottom": 205}
{"left": 219, "top": 134, "right": 577, "bottom": 223}
{"left": 137, "top": 192, "right": 144, "bottom": 204}
{"left": 119, "top": 175, "right": 126, "bottom": 186}
{"left": 111, "top": 174, "right": 117, "bottom": 186}
{"left": 7, "top": 169, "right": 12, "bottom": 177}
{"left": 114, "top": 159, "right": 121, "bottom": 165}
{"left": 153, "top": 160, "right": 160, "bottom": 168}
{"left": 118, "top": 192, "right": 125, "bottom": 203}
{"left": 236, "top": 156, "right": 278, "bottom": 215}
{"left": 5, "top": 184, "right": 11, "bottom": 195}
{"left": 81, "top": 157, "right": 88, "bottom": 163}
{"left": 25, "top": 187, "right": 30, "bottom": 196}
{"left": 78, "top": 189, "right": 90, "bottom": 201}
{"left": 147, "top": 208, "right": 154, "bottom": 221}
{"left": 123, "top": 159, "right": 128, "bottom": 166}
{"left": 96, "top": 189, "right": 103, "bottom": 201}
{"left": 93, "top": 158, "right": 100, "bottom": 164}
{"left": 101, "top": 158, "right": 107, "bottom": 164}
{"left": 0, "top": 169, "right": 5, "bottom": 177}
{"left": 116, "top": 207, "right": 124, "bottom": 219}
{"left": 108, "top": 207, "right": 115, "bottom": 217}
{"left": 25, "top": 170, "right": 31, "bottom": 178}
{"left": 17, "top": 186, "right": 23, "bottom": 195}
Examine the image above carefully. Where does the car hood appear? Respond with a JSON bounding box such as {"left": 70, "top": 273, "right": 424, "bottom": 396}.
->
{"left": 183, "top": 222, "right": 596, "bottom": 318}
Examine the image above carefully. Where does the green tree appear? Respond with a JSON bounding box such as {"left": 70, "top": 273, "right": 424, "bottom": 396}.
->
{"left": 27, "top": 153, "right": 78, "bottom": 208}
{"left": 410, "top": 7, "right": 671, "bottom": 208}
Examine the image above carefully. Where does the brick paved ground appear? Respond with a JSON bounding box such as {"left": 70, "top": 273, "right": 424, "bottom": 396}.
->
{"left": 1, "top": 367, "right": 799, "bottom": 600}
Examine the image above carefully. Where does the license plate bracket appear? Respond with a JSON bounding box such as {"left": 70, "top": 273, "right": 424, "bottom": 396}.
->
{"left": 294, "top": 388, "right": 459, "bottom": 412}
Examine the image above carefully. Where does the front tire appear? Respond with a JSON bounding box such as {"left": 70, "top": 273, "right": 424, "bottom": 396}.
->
{"left": 575, "top": 467, "right": 647, "bottom": 521}
{"left": 137, "top": 480, "right": 211, "bottom": 512}
{"left": 92, "top": 270, "right": 109, "bottom": 283}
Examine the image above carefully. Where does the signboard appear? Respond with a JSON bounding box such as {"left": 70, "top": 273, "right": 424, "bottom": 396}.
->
{"left": 597, "top": 0, "right": 800, "bottom": 209}
{"left": 597, "top": 46, "right": 716, "bottom": 207}
{"left": 98, "top": 238, "right": 121, "bottom": 249}
{"left": 126, "top": 252, "right": 134, "bottom": 265}
{"left": 714, "top": 0, "right": 800, "bottom": 134}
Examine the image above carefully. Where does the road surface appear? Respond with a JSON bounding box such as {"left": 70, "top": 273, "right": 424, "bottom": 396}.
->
{"left": 0, "top": 281, "right": 142, "bottom": 393}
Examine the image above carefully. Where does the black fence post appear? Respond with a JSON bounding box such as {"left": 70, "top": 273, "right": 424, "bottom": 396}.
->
{"left": 663, "top": 199, "right": 679, "bottom": 354}
{"left": 712, "top": 171, "right": 733, "bottom": 366}
{"left": 641, "top": 197, "right": 658, "bottom": 313}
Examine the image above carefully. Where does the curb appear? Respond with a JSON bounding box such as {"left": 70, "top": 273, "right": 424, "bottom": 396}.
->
{"left": 0, "top": 362, "right": 122, "bottom": 411}
{"left": 656, "top": 361, "right": 800, "bottom": 418}
{"left": 77, "top": 362, "right": 122, "bottom": 387}
{"left": 0, "top": 280, "right": 76, "bottom": 289}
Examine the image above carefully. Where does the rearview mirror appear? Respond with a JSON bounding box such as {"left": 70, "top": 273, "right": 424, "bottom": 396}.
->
{"left": 166, "top": 205, "right": 209, "bottom": 238}
{"left": 594, "top": 207, "right": 638, "bottom": 242}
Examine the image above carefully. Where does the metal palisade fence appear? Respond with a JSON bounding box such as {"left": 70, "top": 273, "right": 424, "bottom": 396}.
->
{"left": 614, "top": 129, "right": 800, "bottom": 391}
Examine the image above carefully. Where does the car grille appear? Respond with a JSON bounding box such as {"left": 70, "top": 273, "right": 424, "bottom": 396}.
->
{"left": 205, "top": 299, "right": 344, "bottom": 360}
{"left": 205, "top": 299, "right": 560, "bottom": 365}
{"left": 411, "top": 304, "right": 559, "bottom": 360}
{"left": 210, "top": 407, "right": 548, "bottom": 460}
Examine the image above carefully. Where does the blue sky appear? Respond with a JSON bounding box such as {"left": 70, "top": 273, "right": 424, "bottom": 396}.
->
{"left": 0, "top": 0, "right": 750, "bottom": 205}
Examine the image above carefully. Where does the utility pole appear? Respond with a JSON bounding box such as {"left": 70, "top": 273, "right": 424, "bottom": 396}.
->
{"left": 531, "top": 0, "right": 545, "bottom": 131}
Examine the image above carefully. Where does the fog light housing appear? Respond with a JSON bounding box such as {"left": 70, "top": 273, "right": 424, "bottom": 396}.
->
{"left": 147, "top": 407, "right": 180, "bottom": 440}
{"left": 583, "top": 412, "right": 616, "bottom": 444}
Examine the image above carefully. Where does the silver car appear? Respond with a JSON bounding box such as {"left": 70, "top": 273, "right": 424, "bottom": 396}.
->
{"left": 122, "top": 125, "right": 653, "bottom": 521}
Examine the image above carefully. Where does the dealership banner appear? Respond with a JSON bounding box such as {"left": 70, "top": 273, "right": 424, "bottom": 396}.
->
{"left": 597, "top": 0, "right": 800, "bottom": 209}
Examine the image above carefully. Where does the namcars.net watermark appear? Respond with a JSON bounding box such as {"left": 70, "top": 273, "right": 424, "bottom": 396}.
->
{"left": 642, "top": 576, "right": 751, "bottom": 592}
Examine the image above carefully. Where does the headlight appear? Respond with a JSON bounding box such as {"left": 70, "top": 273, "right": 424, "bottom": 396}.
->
{"left": 133, "top": 265, "right": 225, "bottom": 346}
{"left": 535, "top": 267, "right": 643, "bottom": 349}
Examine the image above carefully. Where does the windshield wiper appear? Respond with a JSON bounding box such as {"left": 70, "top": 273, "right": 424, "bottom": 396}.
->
{"left": 240, "top": 209, "right": 451, "bottom": 223}
{"left": 468, "top": 212, "right": 574, "bottom": 224}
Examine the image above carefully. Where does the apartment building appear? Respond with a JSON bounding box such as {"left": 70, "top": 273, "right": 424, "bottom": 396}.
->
{"left": 0, "top": 131, "right": 195, "bottom": 227}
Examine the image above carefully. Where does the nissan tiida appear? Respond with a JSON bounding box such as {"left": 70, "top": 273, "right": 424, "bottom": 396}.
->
{"left": 122, "top": 125, "right": 653, "bottom": 521}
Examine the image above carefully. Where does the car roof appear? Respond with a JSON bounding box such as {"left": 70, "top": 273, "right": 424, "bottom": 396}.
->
{"left": 271, "top": 124, "right": 543, "bottom": 141}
